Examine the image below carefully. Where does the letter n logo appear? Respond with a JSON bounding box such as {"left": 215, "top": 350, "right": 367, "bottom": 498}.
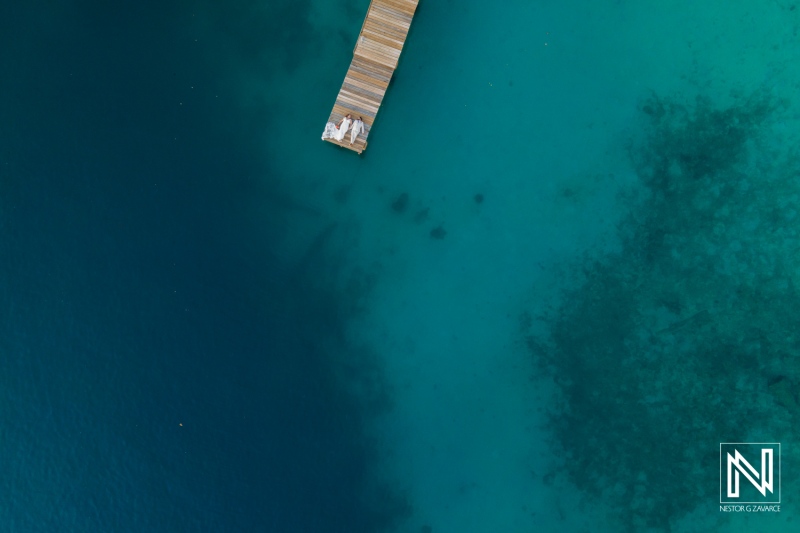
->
{"left": 720, "top": 443, "right": 780, "bottom": 504}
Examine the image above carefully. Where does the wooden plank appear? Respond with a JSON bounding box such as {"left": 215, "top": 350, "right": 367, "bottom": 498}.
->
{"left": 361, "top": 28, "right": 405, "bottom": 50}
{"left": 363, "top": 18, "right": 408, "bottom": 39}
{"left": 373, "top": 0, "right": 416, "bottom": 17}
{"left": 353, "top": 50, "right": 396, "bottom": 70}
{"left": 354, "top": 42, "right": 399, "bottom": 69}
{"left": 345, "top": 68, "right": 389, "bottom": 90}
{"left": 342, "top": 77, "right": 386, "bottom": 99}
{"left": 368, "top": 10, "right": 410, "bottom": 32}
{"left": 358, "top": 37, "right": 402, "bottom": 58}
{"left": 351, "top": 55, "right": 394, "bottom": 78}
{"left": 340, "top": 82, "right": 386, "bottom": 106}
{"left": 336, "top": 88, "right": 380, "bottom": 110}
{"left": 371, "top": 5, "right": 413, "bottom": 23}
{"left": 381, "top": 0, "right": 417, "bottom": 12}
{"left": 332, "top": 101, "right": 377, "bottom": 121}
{"left": 337, "top": 93, "right": 380, "bottom": 115}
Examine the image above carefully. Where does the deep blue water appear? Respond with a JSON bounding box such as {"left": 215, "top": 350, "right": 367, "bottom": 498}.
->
{"left": 0, "top": 1, "right": 402, "bottom": 531}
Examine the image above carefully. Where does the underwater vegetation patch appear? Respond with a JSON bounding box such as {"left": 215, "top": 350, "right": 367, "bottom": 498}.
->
{"left": 523, "top": 90, "right": 800, "bottom": 531}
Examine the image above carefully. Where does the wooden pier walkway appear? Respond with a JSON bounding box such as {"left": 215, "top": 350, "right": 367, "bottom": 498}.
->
{"left": 323, "top": 0, "right": 420, "bottom": 154}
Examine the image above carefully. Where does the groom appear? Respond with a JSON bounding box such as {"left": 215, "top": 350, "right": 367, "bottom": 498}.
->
{"left": 349, "top": 117, "right": 365, "bottom": 145}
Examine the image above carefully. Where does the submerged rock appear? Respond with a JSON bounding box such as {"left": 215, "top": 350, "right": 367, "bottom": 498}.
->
{"left": 333, "top": 185, "right": 350, "bottom": 204}
{"left": 769, "top": 377, "right": 798, "bottom": 411}
{"left": 391, "top": 193, "right": 409, "bottom": 213}
{"left": 430, "top": 225, "right": 446, "bottom": 239}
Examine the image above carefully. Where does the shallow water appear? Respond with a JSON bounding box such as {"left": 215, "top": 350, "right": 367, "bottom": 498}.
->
{"left": 2, "top": 0, "right": 799, "bottom": 531}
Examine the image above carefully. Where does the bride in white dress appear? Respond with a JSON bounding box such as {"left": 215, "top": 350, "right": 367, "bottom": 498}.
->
{"left": 322, "top": 114, "right": 352, "bottom": 142}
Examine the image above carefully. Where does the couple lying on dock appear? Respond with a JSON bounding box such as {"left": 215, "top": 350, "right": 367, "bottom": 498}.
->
{"left": 321, "top": 114, "right": 365, "bottom": 145}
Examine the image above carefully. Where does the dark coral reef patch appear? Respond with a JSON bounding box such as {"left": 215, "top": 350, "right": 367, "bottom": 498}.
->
{"left": 523, "top": 90, "right": 798, "bottom": 531}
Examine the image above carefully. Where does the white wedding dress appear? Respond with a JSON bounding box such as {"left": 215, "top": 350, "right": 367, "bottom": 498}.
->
{"left": 333, "top": 118, "right": 351, "bottom": 141}
{"left": 322, "top": 118, "right": 353, "bottom": 142}
{"left": 321, "top": 122, "right": 338, "bottom": 140}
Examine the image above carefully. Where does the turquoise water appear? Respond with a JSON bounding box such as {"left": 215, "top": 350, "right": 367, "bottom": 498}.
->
{"left": 2, "top": 0, "right": 799, "bottom": 531}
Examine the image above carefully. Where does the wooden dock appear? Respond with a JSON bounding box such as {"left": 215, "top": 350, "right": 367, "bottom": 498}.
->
{"left": 323, "top": 0, "right": 420, "bottom": 154}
